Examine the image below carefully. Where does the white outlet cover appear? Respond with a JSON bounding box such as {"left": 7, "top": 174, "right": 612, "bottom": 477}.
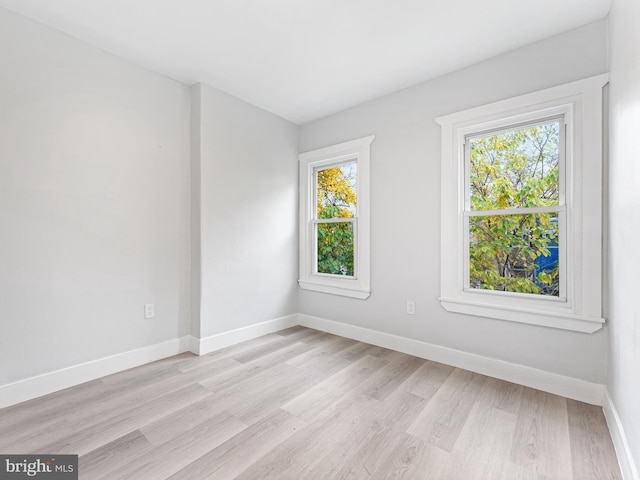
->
{"left": 144, "top": 303, "right": 155, "bottom": 319}
{"left": 406, "top": 301, "right": 416, "bottom": 315}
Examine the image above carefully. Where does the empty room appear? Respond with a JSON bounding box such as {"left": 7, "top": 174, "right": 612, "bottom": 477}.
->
{"left": 0, "top": 0, "right": 638, "bottom": 479}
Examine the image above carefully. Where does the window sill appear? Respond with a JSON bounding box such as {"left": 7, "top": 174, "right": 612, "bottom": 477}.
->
{"left": 298, "top": 279, "right": 370, "bottom": 299}
{"left": 440, "top": 297, "right": 605, "bottom": 333}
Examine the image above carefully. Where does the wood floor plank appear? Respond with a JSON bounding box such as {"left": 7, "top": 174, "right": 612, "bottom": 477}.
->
{"left": 510, "top": 388, "right": 573, "bottom": 479}
{"left": 567, "top": 399, "right": 623, "bottom": 480}
{"left": 140, "top": 394, "right": 241, "bottom": 446}
{"left": 312, "top": 392, "right": 439, "bottom": 479}
{"left": 230, "top": 418, "right": 318, "bottom": 480}
{"left": 276, "top": 326, "right": 330, "bottom": 344}
{"left": 173, "top": 351, "right": 239, "bottom": 373}
{"left": 402, "top": 360, "right": 455, "bottom": 400}
{"left": 167, "top": 409, "right": 306, "bottom": 480}
{"left": 476, "top": 376, "right": 525, "bottom": 415}
{"left": 333, "top": 430, "right": 449, "bottom": 480}
{"left": 232, "top": 336, "right": 307, "bottom": 363}
{"left": 281, "top": 354, "right": 388, "bottom": 422}
{"left": 437, "top": 401, "right": 518, "bottom": 480}
{"left": 406, "top": 368, "right": 487, "bottom": 452}
{"left": 289, "top": 334, "right": 359, "bottom": 359}
{"left": 100, "top": 354, "right": 192, "bottom": 387}
{"left": 198, "top": 341, "right": 314, "bottom": 393}
{"left": 284, "top": 340, "right": 354, "bottom": 371}
{"left": 302, "top": 422, "right": 399, "bottom": 479}
{"left": 276, "top": 325, "right": 308, "bottom": 336}
{"left": 226, "top": 364, "right": 316, "bottom": 424}
{"left": 295, "top": 395, "right": 390, "bottom": 479}
{"left": 79, "top": 430, "right": 153, "bottom": 479}
{"left": 339, "top": 341, "right": 387, "bottom": 361}
{"left": 379, "top": 390, "right": 430, "bottom": 433}
{"left": 0, "top": 361, "right": 205, "bottom": 451}
{"left": 167, "top": 356, "right": 243, "bottom": 386}
{"left": 503, "top": 461, "right": 554, "bottom": 480}
{"left": 176, "top": 333, "right": 286, "bottom": 370}
{"left": 355, "top": 354, "right": 425, "bottom": 401}
{"left": 105, "top": 411, "right": 247, "bottom": 480}
{"left": 25, "top": 383, "right": 212, "bottom": 456}
{"left": 0, "top": 379, "right": 110, "bottom": 433}
{"left": 237, "top": 394, "right": 386, "bottom": 480}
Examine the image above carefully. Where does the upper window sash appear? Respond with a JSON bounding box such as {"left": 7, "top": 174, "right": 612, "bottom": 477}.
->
{"left": 463, "top": 115, "right": 567, "bottom": 214}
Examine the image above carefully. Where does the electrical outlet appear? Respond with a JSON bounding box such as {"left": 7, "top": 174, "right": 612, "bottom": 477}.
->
{"left": 406, "top": 301, "right": 415, "bottom": 315}
{"left": 144, "top": 303, "right": 155, "bottom": 319}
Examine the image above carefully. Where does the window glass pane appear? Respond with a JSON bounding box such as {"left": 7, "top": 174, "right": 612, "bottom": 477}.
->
{"left": 469, "top": 212, "right": 559, "bottom": 296}
{"left": 317, "top": 163, "right": 357, "bottom": 219}
{"left": 317, "top": 222, "right": 354, "bottom": 276}
{"left": 469, "top": 120, "right": 560, "bottom": 211}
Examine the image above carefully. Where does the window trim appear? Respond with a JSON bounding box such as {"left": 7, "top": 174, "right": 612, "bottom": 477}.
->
{"left": 436, "top": 74, "right": 608, "bottom": 333}
{"left": 298, "top": 135, "right": 374, "bottom": 299}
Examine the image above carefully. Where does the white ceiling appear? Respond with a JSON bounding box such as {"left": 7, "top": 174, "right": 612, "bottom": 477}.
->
{"left": 0, "top": 0, "right": 611, "bottom": 124}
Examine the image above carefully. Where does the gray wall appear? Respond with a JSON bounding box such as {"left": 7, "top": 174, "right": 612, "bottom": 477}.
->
{"left": 298, "top": 20, "right": 609, "bottom": 383}
{"left": 607, "top": 0, "right": 640, "bottom": 470}
{"left": 193, "top": 84, "right": 298, "bottom": 339}
{"left": 0, "top": 8, "right": 191, "bottom": 383}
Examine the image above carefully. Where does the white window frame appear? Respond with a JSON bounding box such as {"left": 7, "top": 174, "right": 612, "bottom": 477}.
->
{"left": 437, "top": 74, "right": 607, "bottom": 333}
{"left": 298, "top": 135, "right": 374, "bottom": 299}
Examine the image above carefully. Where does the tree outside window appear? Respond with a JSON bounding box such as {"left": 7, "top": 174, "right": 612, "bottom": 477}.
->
{"left": 467, "top": 119, "right": 562, "bottom": 296}
{"left": 315, "top": 163, "right": 357, "bottom": 276}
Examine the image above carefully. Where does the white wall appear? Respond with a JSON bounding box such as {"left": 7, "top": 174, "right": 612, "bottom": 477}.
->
{"left": 193, "top": 83, "right": 298, "bottom": 339}
{"left": 0, "top": 8, "right": 191, "bottom": 384}
{"left": 607, "top": 0, "right": 640, "bottom": 473}
{"left": 298, "top": 20, "right": 609, "bottom": 382}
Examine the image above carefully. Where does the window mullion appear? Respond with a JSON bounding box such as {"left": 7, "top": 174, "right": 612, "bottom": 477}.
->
{"left": 465, "top": 205, "right": 565, "bottom": 217}
{"left": 313, "top": 218, "right": 356, "bottom": 225}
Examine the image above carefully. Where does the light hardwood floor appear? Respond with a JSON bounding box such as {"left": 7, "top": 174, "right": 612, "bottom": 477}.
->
{"left": 0, "top": 327, "right": 622, "bottom": 479}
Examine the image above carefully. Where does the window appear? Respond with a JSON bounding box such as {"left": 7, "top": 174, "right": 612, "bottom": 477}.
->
{"left": 466, "top": 117, "right": 564, "bottom": 298}
{"left": 437, "top": 75, "right": 607, "bottom": 332}
{"left": 299, "top": 136, "right": 374, "bottom": 299}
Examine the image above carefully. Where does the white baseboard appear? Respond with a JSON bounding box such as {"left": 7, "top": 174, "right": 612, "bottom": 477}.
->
{"left": 192, "top": 314, "right": 298, "bottom": 355}
{"left": 603, "top": 390, "right": 640, "bottom": 480}
{"left": 0, "top": 312, "right": 608, "bottom": 413}
{"left": 0, "top": 336, "right": 191, "bottom": 408}
{"left": 298, "top": 313, "right": 605, "bottom": 406}
{"left": 0, "top": 314, "right": 299, "bottom": 408}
